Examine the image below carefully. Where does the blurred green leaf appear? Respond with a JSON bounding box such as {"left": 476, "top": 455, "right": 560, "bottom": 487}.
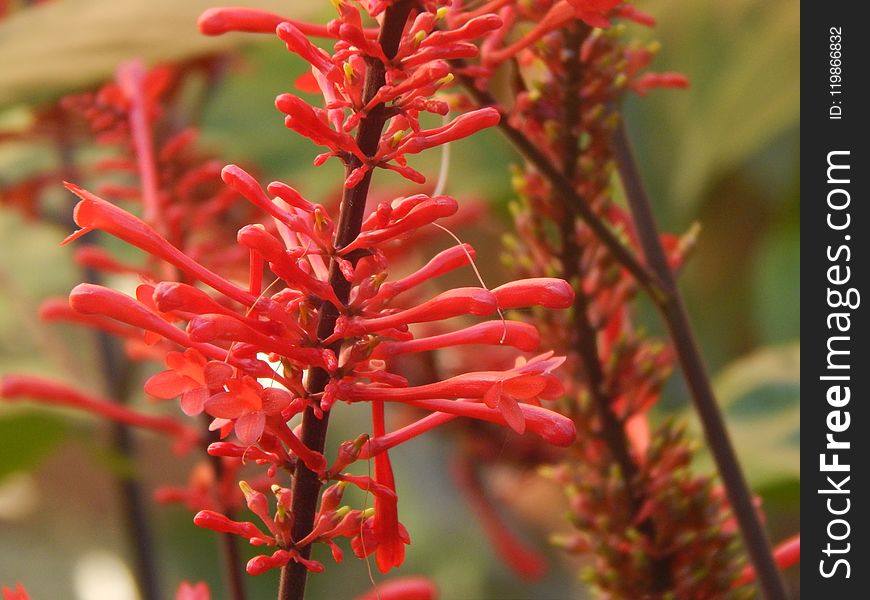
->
{"left": 0, "top": 413, "right": 68, "bottom": 480}
{"left": 691, "top": 343, "right": 799, "bottom": 485}
{"left": 628, "top": 0, "right": 800, "bottom": 211}
{"left": 0, "top": 0, "right": 320, "bottom": 108}
{"left": 752, "top": 227, "right": 800, "bottom": 343}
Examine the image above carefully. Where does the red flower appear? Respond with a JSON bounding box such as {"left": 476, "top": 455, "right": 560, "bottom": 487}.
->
{"left": 205, "top": 376, "right": 296, "bottom": 445}
{"left": 145, "top": 348, "right": 233, "bottom": 415}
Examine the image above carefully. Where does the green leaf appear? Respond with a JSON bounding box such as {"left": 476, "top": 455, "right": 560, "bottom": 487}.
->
{"left": 0, "top": 413, "right": 68, "bottom": 480}
{"left": 689, "top": 343, "right": 799, "bottom": 486}
{"left": 626, "top": 0, "right": 800, "bottom": 211}
{"left": 752, "top": 227, "right": 800, "bottom": 344}
{"left": 0, "top": 0, "right": 322, "bottom": 108}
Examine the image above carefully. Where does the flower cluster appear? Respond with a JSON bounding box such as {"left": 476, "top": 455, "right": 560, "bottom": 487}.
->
{"left": 2, "top": 0, "right": 578, "bottom": 587}
{"left": 432, "top": 2, "right": 745, "bottom": 596}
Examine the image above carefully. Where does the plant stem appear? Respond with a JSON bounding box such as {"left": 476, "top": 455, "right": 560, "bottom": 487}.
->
{"left": 610, "top": 121, "right": 788, "bottom": 600}
{"left": 459, "top": 68, "right": 786, "bottom": 599}
{"left": 206, "top": 440, "right": 248, "bottom": 600}
{"left": 277, "top": 4, "right": 415, "bottom": 599}
{"left": 453, "top": 67, "right": 664, "bottom": 300}
{"left": 556, "top": 26, "right": 671, "bottom": 593}
{"left": 94, "top": 333, "right": 162, "bottom": 600}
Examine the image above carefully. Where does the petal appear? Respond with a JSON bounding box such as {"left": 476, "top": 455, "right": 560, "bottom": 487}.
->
{"left": 498, "top": 394, "right": 526, "bottom": 434}
{"left": 205, "top": 392, "right": 247, "bottom": 419}
{"left": 204, "top": 361, "right": 234, "bottom": 388}
{"left": 165, "top": 351, "right": 188, "bottom": 371}
{"left": 208, "top": 417, "right": 231, "bottom": 431}
{"left": 261, "top": 388, "right": 294, "bottom": 415}
{"left": 502, "top": 375, "right": 548, "bottom": 399}
{"left": 180, "top": 387, "right": 210, "bottom": 416}
{"left": 144, "top": 371, "right": 192, "bottom": 399}
{"left": 235, "top": 412, "right": 266, "bottom": 446}
{"left": 483, "top": 381, "right": 501, "bottom": 409}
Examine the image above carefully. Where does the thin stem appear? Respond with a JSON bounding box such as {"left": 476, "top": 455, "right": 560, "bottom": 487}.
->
{"left": 99, "top": 334, "right": 163, "bottom": 600}
{"left": 207, "top": 436, "right": 248, "bottom": 600}
{"left": 611, "top": 121, "right": 788, "bottom": 600}
{"left": 556, "top": 26, "right": 671, "bottom": 593}
{"left": 454, "top": 67, "right": 664, "bottom": 300}
{"left": 277, "top": 4, "right": 415, "bottom": 600}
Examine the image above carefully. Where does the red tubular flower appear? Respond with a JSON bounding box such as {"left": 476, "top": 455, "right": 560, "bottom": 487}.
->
{"left": 491, "top": 278, "right": 575, "bottom": 309}
{"left": 337, "top": 287, "right": 498, "bottom": 338}
{"left": 70, "top": 284, "right": 221, "bottom": 358}
{"left": 276, "top": 22, "right": 343, "bottom": 83}
{"left": 275, "top": 93, "right": 365, "bottom": 160}
{"left": 0, "top": 375, "right": 197, "bottom": 442}
{"left": 193, "top": 510, "right": 274, "bottom": 543}
{"left": 453, "top": 458, "right": 547, "bottom": 580}
{"left": 631, "top": 72, "right": 691, "bottom": 96}
{"left": 73, "top": 245, "right": 151, "bottom": 277}
{"left": 370, "top": 400, "right": 406, "bottom": 573}
{"left": 614, "top": 4, "right": 656, "bottom": 27}
{"left": 367, "top": 243, "right": 476, "bottom": 305}
{"left": 198, "top": 7, "right": 333, "bottom": 38}
{"left": 374, "top": 320, "right": 541, "bottom": 357}
{"left": 387, "top": 108, "right": 501, "bottom": 157}
{"left": 187, "top": 313, "right": 334, "bottom": 370}
{"left": 64, "top": 184, "right": 257, "bottom": 307}
{"left": 567, "top": 0, "right": 622, "bottom": 28}
{"left": 354, "top": 576, "right": 438, "bottom": 600}
{"left": 39, "top": 297, "right": 140, "bottom": 340}
{"left": 345, "top": 363, "right": 563, "bottom": 435}
{"left": 407, "top": 399, "right": 576, "bottom": 447}
{"left": 246, "top": 549, "right": 323, "bottom": 576}
{"left": 341, "top": 196, "right": 460, "bottom": 253}
{"left": 734, "top": 534, "right": 800, "bottom": 588}
{"left": 221, "top": 165, "right": 326, "bottom": 250}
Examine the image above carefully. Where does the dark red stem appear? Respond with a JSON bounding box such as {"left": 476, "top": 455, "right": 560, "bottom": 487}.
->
{"left": 610, "top": 121, "right": 788, "bottom": 600}
{"left": 277, "top": 4, "right": 415, "bottom": 600}
{"left": 556, "top": 25, "right": 672, "bottom": 593}
{"left": 453, "top": 66, "right": 664, "bottom": 300}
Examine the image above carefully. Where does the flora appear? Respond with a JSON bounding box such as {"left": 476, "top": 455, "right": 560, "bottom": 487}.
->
{"left": 0, "top": 1, "right": 797, "bottom": 599}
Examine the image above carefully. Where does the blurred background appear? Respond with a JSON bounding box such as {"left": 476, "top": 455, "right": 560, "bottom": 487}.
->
{"left": 0, "top": 0, "right": 798, "bottom": 598}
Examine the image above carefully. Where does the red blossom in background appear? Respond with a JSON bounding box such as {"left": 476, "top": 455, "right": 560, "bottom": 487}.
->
{"left": 0, "top": 583, "right": 30, "bottom": 600}
{"left": 175, "top": 581, "right": 211, "bottom": 600}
